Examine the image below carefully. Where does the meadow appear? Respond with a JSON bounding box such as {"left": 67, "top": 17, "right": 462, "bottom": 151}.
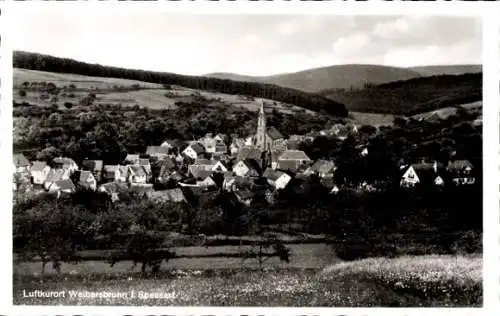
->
{"left": 13, "top": 254, "right": 482, "bottom": 306}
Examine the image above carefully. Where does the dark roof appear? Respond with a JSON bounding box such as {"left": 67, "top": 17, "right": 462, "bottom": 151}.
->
{"left": 277, "top": 160, "right": 301, "bottom": 173}
{"left": 311, "top": 160, "right": 335, "bottom": 174}
{"left": 82, "top": 160, "right": 103, "bottom": 172}
{"left": 267, "top": 127, "right": 284, "bottom": 140}
{"left": 189, "top": 142, "right": 206, "bottom": 154}
{"left": 55, "top": 179, "right": 75, "bottom": 191}
{"left": 235, "top": 189, "right": 254, "bottom": 200}
{"left": 263, "top": 168, "right": 287, "bottom": 181}
{"left": 215, "top": 144, "right": 228, "bottom": 153}
{"left": 129, "top": 184, "right": 154, "bottom": 194}
{"left": 243, "top": 159, "right": 262, "bottom": 174}
{"left": 237, "top": 147, "right": 263, "bottom": 161}
{"left": 147, "top": 146, "right": 170, "bottom": 155}
{"left": 407, "top": 164, "right": 441, "bottom": 184}
{"left": 13, "top": 154, "right": 30, "bottom": 168}
{"left": 278, "top": 150, "right": 311, "bottom": 161}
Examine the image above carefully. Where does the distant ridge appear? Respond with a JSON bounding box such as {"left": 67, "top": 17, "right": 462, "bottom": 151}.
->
{"left": 206, "top": 64, "right": 481, "bottom": 93}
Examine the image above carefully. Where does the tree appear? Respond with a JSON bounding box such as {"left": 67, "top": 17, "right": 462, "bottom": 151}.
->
{"left": 18, "top": 90, "right": 27, "bottom": 97}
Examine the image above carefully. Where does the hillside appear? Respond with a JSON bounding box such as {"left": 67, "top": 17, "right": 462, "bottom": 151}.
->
{"left": 206, "top": 64, "right": 423, "bottom": 93}
{"left": 410, "top": 65, "right": 482, "bottom": 77}
{"left": 321, "top": 73, "right": 482, "bottom": 115}
{"left": 13, "top": 51, "right": 348, "bottom": 118}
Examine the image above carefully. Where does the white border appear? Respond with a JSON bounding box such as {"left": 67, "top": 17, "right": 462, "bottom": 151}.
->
{"left": 1, "top": 1, "right": 496, "bottom": 315}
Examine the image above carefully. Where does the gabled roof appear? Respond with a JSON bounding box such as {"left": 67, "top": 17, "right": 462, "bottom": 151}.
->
{"left": 82, "top": 160, "right": 103, "bottom": 172}
{"left": 263, "top": 168, "right": 287, "bottom": 181}
{"left": 45, "top": 168, "right": 66, "bottom": 182}
{"left": 99, "top": 182, "right": 127, "bottom": 194}
{"left": 118, "top": 165, "right": 129, "bottom": 177}
{"left": 146, "top": 188, "right": 186, "bottom": 203}
{"left": 406, "top": 164, "right": 440, "bottom": 184}
{"left": 13, "top": 154, "right": 30, "bottom": 168}
{"left": 267, "top": 126, "right": 284, "bottom": 140}
{"left": 146, "top": 146, "right": 170, "bottom": 155}
{"left": 138, "top": 158, "right": 151, "bottom": 166}
{"left": 190, "top": 169, "right": 213, "bottom": 180}
{"left": 129, "top": 165, "right": 147, "bottom": 177}
{"left": 278, "top": 150, "right": 311, "bottom": 161}
{"left": 161, "top": 139, "right": 184, "bottom": 148}
{"left": 53, "top": 157, "right": 77, "bottom": 166}
{"left": 129, "top": 184, "right": 154, "bottom": 194}
{"left": 188, "top": 142, "right": 206, "bottom": 154}
{"left": 124, "top": 154, "right": 140, "bottom": 163}
{"left": 311, "top": 159, "right": 336, "bottom": 174}
{"left": 277, "top": 160, "right": 302, "bottom": 173}
{"left": 215, "top": 144, "right": 228, "bottom": 153}
{"left": 241, "top": 159, "right": 262, "bottom": 174}
{"left": 237, "top": 147, "right": 263, "bottom": 161}
{"left": 103, "top": 165, "right": 119, "bottom": 172}
{"left": 194, "top": 159, "right": 216, "bottom": 166}
{"left": 235, "top": 189, "right": 254, "bottom": 200}
{"left": 79, "top": 171, "right": 94, "bottom": 183}
{"left": 54, "top": 179, "right": 75, "bottom": 191}
{"left": 31, "top": 161, "right": 48, "bottom": 172}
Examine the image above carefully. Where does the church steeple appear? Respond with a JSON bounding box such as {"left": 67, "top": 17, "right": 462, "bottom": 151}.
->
{"left": 255, "top": 99, "right": 267, "bottom": 151}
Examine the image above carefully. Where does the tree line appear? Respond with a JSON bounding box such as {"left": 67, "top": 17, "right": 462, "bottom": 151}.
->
{"left": 13, "top": 51, "right": 348, "bottom": 117}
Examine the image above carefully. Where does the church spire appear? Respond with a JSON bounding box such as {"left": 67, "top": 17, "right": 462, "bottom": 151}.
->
{"left": 255, "top": 99, "right": 267, "bottom": 151}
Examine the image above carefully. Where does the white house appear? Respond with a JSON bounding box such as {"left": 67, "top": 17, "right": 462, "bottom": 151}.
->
{"left": 233, "top": 159, "right": 261, "bottom": 177}
{"left": 30, "top": 161, "right": 51, "bottom": 185}
{"left": 52, "top": 157, "right": 79, "bottom": 174}
{"left": 400, "top": 162, "right": 443, "bottom": 187}
{"left": 78, "top": 171, "right": 97, "bottom": 191}
{"left": 128, "top": 165, "right": 148, "bottom": 184}
{"left": 263, "top": 168, "right": 291, "bottom": 190}
{"left": 182, "top": 142, "right": 206, "bottom": 160}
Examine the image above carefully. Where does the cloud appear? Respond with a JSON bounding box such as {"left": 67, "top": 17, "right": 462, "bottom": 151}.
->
{"left": 12, "top": 11, "right": 481, "bottom": 75}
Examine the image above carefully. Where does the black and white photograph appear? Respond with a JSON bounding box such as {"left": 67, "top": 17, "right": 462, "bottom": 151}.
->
{"left": 10, "top": 10, "right": 483, "bottom": 307}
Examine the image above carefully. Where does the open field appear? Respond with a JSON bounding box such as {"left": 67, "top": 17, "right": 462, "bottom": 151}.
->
{"left": 349, "top": 111, "right": 395, "bottom": 127}
{"left": 14, "top": 68, "right": 317, "bottom": 115}
{"left": 14, "top": 254, "right": 481, "bottom": 306}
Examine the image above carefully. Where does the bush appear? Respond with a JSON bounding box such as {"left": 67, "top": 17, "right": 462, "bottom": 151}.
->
{"left": 18, "top": 90, "right": 27, "bottom": 97}
{"left": 64, "top": 102, "right": 73, "bottom": 109}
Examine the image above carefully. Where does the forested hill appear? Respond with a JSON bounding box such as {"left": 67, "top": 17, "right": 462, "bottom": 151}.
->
{"left": 320, "top": 73, "right": 482, "bottom": 115}
{"left": 13, "top": 51, "right": 348, "bottom": 118}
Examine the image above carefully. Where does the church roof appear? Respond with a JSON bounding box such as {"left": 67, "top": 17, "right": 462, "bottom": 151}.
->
{"left": 267, "top": 127, "right": 284, "bottom": 140}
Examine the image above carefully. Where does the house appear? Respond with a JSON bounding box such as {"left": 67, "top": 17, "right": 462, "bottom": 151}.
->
{"left": 30, "top": 161, "right": 51, "bottom": 185}
{"left": 128, "top": 165, "right": 148, "bottom": 184}
{"left": 48, "top": 179, "right": 76, "bottom": 194}
{"left": 43, "top": 168, "right": 70, "bottom": 190}
{"left": 400, "top": 162, "right": 444, "bottom": 187}
{"left": 305, "top": 159, "right": 336, "bottom": 178}
{"left": 82, "top": 159, "right": 103, "bottom": 182}
{"left": 146, "top": 146, "right": 170, "bottom": 159}
{"left": 199, "top": 133, "right": 217, "bottom": 153}
{"left": 98, "top": 182, "right": 128, "bottom": 201}
{"left": 138, "top": 158, "right": 152, "bottom": 180}
{"left": 236, "top": 147, "right": 264, "bottom": 169}
{"left": 189, "top": 165, "right": 213, "bottom": 180}
{"left": 77, "top": 170, "right": 97, "bottom": 190}
{"left": 233, "top": 159, "right": 261, "bottom": 177}
{"left": 230, "top": 137, "right": 246, "bottom": 155}
{"left": 128, "top": 183, "right": 154, "bottom": 196}
{"left": 124, "top": 154, "right": 140, "bottom": 165}
{"left": 447, "top": 160, "right": 475, "bottom": 185}
{"left": 52, "top": 157, "right": 78, "bottom": 174}
{"left": 321, "top": 177, "right": 340, "bottom": 194}
{"left": 161, "top": 139, "right": 184, "bottom": 150}
{"left": 192, "top": 159, "right": 228, "bottom": 172}
{"left": 214, "top": 133, "right": 227, "bottom": 145}
{"left": 263, "top": 168, "right": 292, "bottom": 190}
{"left": 156, "top": 158, "right": 178, "bottom": 182}
{"left": 146, "top": 188, "right": 187, "bottom": 203}
{"left": 182, "top": 142, "right": 206, "bottom": 160}
{"left": 197, "top": 175, "right": 217, "bottom": 188}
{"left": 116, "top": 165, "right": 130, "bottom": 182}
{"left": 13, "top": 153, "right": 30, "bottom": 174}
{"left": 103, "top": 165, "right": 120, "bottom": 182}
{"left": 277, "top": 150, "right": 311, "bottom": 173}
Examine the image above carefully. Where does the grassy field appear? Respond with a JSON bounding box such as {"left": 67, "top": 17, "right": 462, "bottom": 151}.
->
{"left": 13, "top": 68, "right": 316, "bottom": 115}
{"left": 13, "top": 254, "right": 481, "bottom": 306}
{"left": 349, "top": 111, "right": 395, "bottom": 127}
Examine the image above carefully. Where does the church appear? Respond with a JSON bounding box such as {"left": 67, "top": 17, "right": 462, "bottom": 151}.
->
{"left": 252, "top": 99, "right": 286, "bottom": 153}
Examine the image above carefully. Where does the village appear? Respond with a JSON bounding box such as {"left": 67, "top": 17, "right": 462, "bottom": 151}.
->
{"left": 12, "top": 99, "right": 477, "bottom": 207}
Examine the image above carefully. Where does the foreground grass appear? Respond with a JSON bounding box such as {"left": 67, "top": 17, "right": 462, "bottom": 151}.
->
{"left": 13, "top": 255, "right": 482, "bottom": 307}
{"left": 319, "top": 254, "right": 482, "bottom": 307}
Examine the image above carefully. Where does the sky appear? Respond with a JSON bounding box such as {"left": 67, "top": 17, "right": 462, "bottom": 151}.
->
{"left": 12, "top": 12, "right": 482, "bottom": 76}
